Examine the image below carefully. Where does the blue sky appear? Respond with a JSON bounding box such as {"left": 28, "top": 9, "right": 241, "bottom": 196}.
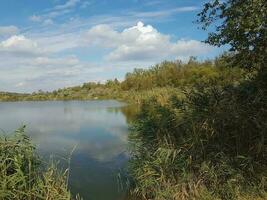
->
{"left": 0, "top": 0, "right": 224, "bottom": 92}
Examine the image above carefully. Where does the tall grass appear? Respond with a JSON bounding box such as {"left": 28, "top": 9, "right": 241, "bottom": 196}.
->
{"left": 128, "top": 77, "right": 267, "bottom": 200}
{"left": 0, "top": 126, "right": 80, "bottom": 200}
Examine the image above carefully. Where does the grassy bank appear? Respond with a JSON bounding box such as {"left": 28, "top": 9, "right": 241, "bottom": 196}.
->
{"left": 127, "top": 76, "right": 267, "bottom": 200}
{"left": 0, "top": 127, "right": 80, "bottom": 200}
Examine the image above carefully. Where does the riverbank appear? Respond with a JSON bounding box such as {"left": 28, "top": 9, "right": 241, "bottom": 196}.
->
{"left": 127, "top": 77, "right": 267, "bottom": 199}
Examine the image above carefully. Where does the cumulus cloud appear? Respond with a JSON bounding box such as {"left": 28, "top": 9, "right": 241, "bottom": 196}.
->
{"left": 0, "top": 21, "right": 213, "bottom": 92}
{"left": 0, "top": 26, "right": 19, "bottom": 37}
{"left": 84, "top": 21, "right": 212, "bottom": 62}
{"left": 0, "top": 35, "right": 43, "bottom": 56}
{"left": 0, "top": 33, "right": 78, "bottom": 56}
{"left": 0, "top": 53, "right": 102, "bottom": 92}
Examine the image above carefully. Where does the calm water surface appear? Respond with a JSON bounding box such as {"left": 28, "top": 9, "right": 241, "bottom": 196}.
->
{"left": 0, "top": 100, "right": 134, "bottom": 200}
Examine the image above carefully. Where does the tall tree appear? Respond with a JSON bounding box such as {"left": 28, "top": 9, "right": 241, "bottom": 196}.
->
{"left": 198, "top": 0, "right": 267, "bottom": 70}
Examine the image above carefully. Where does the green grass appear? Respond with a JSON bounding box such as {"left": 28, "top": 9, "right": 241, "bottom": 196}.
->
{"left": 127, "top": 77, "right": 267, "bottom": 200}
{"left": 0, "top": 126, "right": 80, "bottom": 200}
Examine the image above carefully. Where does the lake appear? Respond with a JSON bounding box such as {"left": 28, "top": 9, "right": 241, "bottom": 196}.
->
{"left": 0, "top": 100, "right": 134, "bottom": 200}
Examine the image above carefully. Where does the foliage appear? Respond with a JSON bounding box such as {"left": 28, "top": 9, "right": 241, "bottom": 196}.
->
{"left": 197, "top": 0, "right": 267, "bottom": 70}
{"left": 0, "top": 127, "right": 80, "bottom": 200}
{"left": 126, "top": 1, "right": 267, "bottom": 199}
{"left": 128, "top": 78, "right": 267, "bottom": 200}
{"left": 0, "top": 56, "right": 244, "bottom": 103}
{"left": 0, "top": 92, "right": 29, "bottom": 102}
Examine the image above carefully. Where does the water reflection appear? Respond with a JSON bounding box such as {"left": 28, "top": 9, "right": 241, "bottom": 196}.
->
{"left": 0, "top": 100, "right": 136, "bottom": 200}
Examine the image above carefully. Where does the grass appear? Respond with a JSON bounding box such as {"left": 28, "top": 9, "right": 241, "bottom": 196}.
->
{"left": 127, "top": 77, "right": 267, "bottom": 200}
{"left": 0, "top": 126, "right": 80, "bottom": 200}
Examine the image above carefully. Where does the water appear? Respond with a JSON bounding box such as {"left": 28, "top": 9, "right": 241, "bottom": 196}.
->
{"left": 0, "top": 100, "right": 134, "bottom": 200}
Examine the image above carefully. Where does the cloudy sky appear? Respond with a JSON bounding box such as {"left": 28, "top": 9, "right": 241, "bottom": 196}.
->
{"left": 0, "top": 0, "right": 224, "bottom": 93}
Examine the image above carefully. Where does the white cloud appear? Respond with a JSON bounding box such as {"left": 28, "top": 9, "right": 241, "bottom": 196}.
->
{"left": 84, "top": 24, "right": 120, "bottom": 47}
{"left": 29, "top": 0, "right": 82, "bottom": 24}
{"left": 144, "top": 0, "right": 163, "bottom": 6}
{"left": 130, "top": 6, "right": 199, "bottom": 18}
{"left": 29, "top": 15, "right": 42, "bottom": 22}
{"left": 0, "top": 19, "right": 213, "bottom": 92}
{"left": 53, "top": 0, "right": 80, "bottom": 10}
{"left": 35, "top": 33, "right": 80, "bottom": 53}
{"left": 80, "top": 1, "right": 92, "bottom": 9}
{"left": 0, "top": 33, "right": 79, "bottom": 56}
{"left": 0, "top": 26, "right": 19, "bottom": 36}
{"left": 32, "top": 56, "right": 80, "bottom": 67}
{"left": 46, "top": 9, "right": 72, "bottom": 18}
{"left": 0, "top": 53, "right": 103, "bottom": 92}
{"left": 43, "top": 19, "right": 54, "bottom": 26}
{"left": 0, "top": 35, "right": 42, "bottom": 56}
{"left": 15, "top": 82, "right": 26, "bottom": 87}
{"left": 84, "top": 21, "right": 212, "bottom": 62}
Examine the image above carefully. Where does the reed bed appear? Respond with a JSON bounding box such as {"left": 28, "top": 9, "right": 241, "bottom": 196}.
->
{"left": 0, "top": 126, "right": 80, "bottom": 200}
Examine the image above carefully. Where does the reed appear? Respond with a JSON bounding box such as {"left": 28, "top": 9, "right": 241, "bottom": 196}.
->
{"left": 0, "top": 126, "right": 80, "bottom": 200}
{"left": 128, "top": 77, "right": 267, "bottom": 200}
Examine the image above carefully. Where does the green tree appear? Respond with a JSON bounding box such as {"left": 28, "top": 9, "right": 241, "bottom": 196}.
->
{"left": 198, "top": 0, "right": 267, "bottom": 70}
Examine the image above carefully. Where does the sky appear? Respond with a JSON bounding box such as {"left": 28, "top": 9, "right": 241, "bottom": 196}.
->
{"left": 0, "top": 0, "right": 225, "bottom": 93}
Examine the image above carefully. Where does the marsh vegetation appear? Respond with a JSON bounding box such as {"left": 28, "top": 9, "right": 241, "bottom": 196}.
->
{"left": 0, "top": 127, "right": 79, "bottom": 200}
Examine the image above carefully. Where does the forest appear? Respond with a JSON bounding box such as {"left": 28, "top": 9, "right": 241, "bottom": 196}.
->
{"left": 0, "top": 0, "right": 266, "bottom": 199}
